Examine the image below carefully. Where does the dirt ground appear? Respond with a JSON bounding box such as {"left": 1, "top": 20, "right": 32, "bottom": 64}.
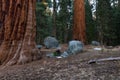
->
{"left": 0, "top": 45, "right": 120, "bottom": 80}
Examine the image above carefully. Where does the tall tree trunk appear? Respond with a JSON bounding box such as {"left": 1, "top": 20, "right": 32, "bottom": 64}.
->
{"left": 0, "top": 0, "right": 41, "bottom": 66}
{"left": 73, "top": 0, "right": 86, "bottom": 43}
{"left": 37, "top": 0, "right": 41, "bottom": 2}
{"left": 52, "top": 0, "right": 57, "bottom": 37}
{"left": 118, "top": 0, "right": 120, "bottom": 7}
{"left": 96, "top": 0, "right": 113, "bottom": 45}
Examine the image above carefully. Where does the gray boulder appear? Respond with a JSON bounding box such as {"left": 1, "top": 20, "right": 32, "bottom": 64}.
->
{"left": 91, "top": 41, "right": 100, "bottom": 46}
{"left": 44, "top": 36, "right": 59, "bottom": 49}
{"left": 67, "top": 40, "right": 84, "bottom": 54}
{"left": 61, "top": 51, "right": 69, "bottom": 57}
{"left": 61, "top": 40, "right": 84, "bottom": 57}
{"left": 36, "top": 45, "right": 43, "bottom": 49}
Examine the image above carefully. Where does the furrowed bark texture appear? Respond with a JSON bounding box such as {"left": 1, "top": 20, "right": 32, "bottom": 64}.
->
{"left": 73, "top": 0, "right": 86, "bottom": 43}
{"left": 0, "top": 0, "right": 41, "bottom": 66}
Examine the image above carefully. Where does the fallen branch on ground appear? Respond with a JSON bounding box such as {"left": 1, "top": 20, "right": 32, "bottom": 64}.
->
{"left": 88, "top": 57, "right": 120, "bottom": 64}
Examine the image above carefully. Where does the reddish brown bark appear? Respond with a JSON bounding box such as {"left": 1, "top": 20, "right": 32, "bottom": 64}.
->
{"left": 73, "top": 0, "right": 86, "bottom": 43}
{"left": 0, "top": 0, "right": 41, "bottom": 66}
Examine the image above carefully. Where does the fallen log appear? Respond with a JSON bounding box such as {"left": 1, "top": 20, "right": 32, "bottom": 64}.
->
{"left": 88, "top": 57, "right": 120, "bottom": 64}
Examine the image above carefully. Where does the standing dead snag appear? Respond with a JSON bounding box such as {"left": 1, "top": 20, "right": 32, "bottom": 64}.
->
{"left": 0, "top": 0, "right": 41, "bottom": 66}
{"left": 73, "top": 0, "right": 86, "bottom": 43}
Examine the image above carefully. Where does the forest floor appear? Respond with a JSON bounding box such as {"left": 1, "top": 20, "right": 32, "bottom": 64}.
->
{"left": 0, "top": 44, "right": 120, "bottom": 80}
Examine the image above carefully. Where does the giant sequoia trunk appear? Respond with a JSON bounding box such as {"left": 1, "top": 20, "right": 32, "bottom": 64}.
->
{"left": 0, "top": 0, "right": 41, "bottom": 66}
{"left": 73, "top": 0, "right": 86, "bottom": 43}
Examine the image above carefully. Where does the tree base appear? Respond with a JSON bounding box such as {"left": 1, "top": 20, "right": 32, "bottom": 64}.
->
{"left": 0, "top": 41, "right": 42, "bottom": 66}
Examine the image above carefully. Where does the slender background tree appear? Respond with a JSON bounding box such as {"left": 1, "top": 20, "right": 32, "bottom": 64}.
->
{"left": 52, "top": 0, "right": 57, "bottom": 37}
{"left": 56, "top": 0, "right": 73, "bottom": 43}
{"left": 36, "top": 0, "right": 52, "bottom": 44}
{"left": 85, "top": 0, "right": 97, "bottom": 43}
{"left": 96, "top": 0, "right": 114, "bottom": 45}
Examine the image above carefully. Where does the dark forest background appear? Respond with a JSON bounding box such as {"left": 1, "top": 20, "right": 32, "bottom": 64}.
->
{"left": 36, "top": 0, "right": 120, "bottom": 46}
